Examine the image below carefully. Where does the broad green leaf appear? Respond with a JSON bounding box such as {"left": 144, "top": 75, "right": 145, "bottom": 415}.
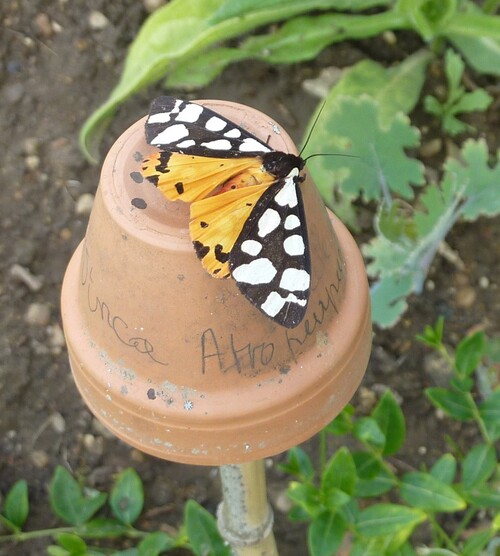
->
{"left": 353, "top": 452, "right": 396, "bottom": 497}
{"left": 3, "top": 479, "right": 29, "bottom": 529}
{"left": 371, "top": 390, "right": 406, "bottom": 455}
{"left": 287, "top": 482, "right": 321, "bottom": 516}
{"left": 400, "top": 472, "right": 466, "bottom": 512}
{"left": 446, "top": 2, "right": 500, "bottom": 76}
{"left": 396, "top": 0, "right": 458, "bottom": 41}
{"left": 425, "top": 387, "right": 475, "bottom": 421}
{"left": 209, "top": 0, "right": 392, "bottom": 23}
{"left": 56, "top": 532, "right": 87, "bottom": 553}
{"left": 49, "top": 466, "right": 107, "bottom": 526}
{"left": 80, "top": 518, "right": 129, "bottom": 538}
{"left": 185, "top": 500, "right": 231, "bottom": 556}
{"left": 356, "top": 503, "right": 426, "bottom": 537}
{"left": 466, "top": 485, "right": 500, "bottom": 509}
{"left": 445, "top": 139, "right": 500, "bottom": 221}
{"left": 279, "top": 446, "right": 315, "bottom": 481}
{"left": 110, "top": 469, "right": 144, "bottom": 525}
{"left": 325, "top": 404, "right": 354, "bottom": 435}
{"left": 82, "top": 0, "right": 369, "bottom": 160}
{"left": 353, "top": 417, "right": 386, "bottom": 449}
{"left": 138, "top": 532, "right": 175, "bottom": 555}
{"left": 321, "top": 447, "right": 356, "bottom": 497}
{"left": 368, "top": 271, "right": 414, "bottom": 328}
{"left": 430, "top": 454, "right": 457, "bottom": 484}
{"left": 308, "top": 510, "right": 346, "bottom": 556}
{"left": 306, "top": 95, "right": 423, "bottom": 201}
{"left": 462, "top": 444, "right": 496, "bottom": 489}
{"left": 478, "top": 390, "right": 500, "bottom": 442}
{"left": 462, "top": 529, "right": 494, "bottom": 556}
{"left": 455, "top": 331, "right": 485, "bottom": 377}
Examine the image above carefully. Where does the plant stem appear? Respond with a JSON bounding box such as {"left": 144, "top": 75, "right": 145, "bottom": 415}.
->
{"left": 428, "top": 514, "right": 459, "bottom": 552}
{"left": 319, "top": 429, "right": 327, "bottom": 474}
{"left": 0, "top": 526, "right": 76, "bottom": 543}
{"left": 451, "top": 505, "right": 477, "bottom": 544}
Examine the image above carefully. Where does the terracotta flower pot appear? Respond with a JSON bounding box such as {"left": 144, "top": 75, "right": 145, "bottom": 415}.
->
{"left": 61, "top": 99, "right": 371, "bottom": 465}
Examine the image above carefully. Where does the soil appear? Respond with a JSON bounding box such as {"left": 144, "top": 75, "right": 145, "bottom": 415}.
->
{"left": 1, "top": 1, "right": 499, "bottom": 555}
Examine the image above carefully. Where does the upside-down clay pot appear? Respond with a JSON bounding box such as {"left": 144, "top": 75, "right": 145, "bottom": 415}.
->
{"left": 61, "top": 99, "right": 372, "bottom": 465}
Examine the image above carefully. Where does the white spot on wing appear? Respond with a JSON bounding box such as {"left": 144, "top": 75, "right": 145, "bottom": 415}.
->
{"left": 284, "top": 235, "right": 305, "bottom": 256}
{"left": 241, "top": 239, "right": 262, "bottom": 256}
{"left": 201, "top": 139, "right": 232, "bottom": 150}
{"left": 232, "top": 258, "right": 277, "bottom": 285}
{"left": 239, "top": 138, "right": 271, "bottom": 153}
{"left": 148, "top": 113, "right": 171, "bottom": 124}
{"left": 285, "top": 214, "right": 300, "bottom": 230}
{"left": 151, "top": 123, "right": 189, "bottom": 145}
{"left": 258, "top": 208, "right": 280, "bottom": 237}
{"left": 279, "top": 268, "right": 310, "bottom": 291}
{"left": 177, "top": 139, "right": 195, "bottom": 148}
{"left": 261, "top": 291, "right": 306, "bottom": 317}
{"left": 176, "top": 104, "right": 203, "bottom": 123}
{"left": 274, "top": 174, "right": 299, "bottom": 208}
{"left": 206, "top": 116, "right": 227, "bottom": 132}
{"left": 224, "top": 128, "right": 241, "bottom": 138}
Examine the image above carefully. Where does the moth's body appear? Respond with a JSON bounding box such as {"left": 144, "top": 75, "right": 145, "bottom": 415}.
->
{"left": 141, "top": 96, "right": 310, "bottom": 328}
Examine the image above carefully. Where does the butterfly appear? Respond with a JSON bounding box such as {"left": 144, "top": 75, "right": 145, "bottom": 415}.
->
{"left": 141, "top": 96, "right": 310, "bottom": 329}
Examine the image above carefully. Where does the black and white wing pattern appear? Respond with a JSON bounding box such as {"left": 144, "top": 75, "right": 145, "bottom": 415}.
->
{"left": 141, "top": 96, "right": 311, "bottom": 328}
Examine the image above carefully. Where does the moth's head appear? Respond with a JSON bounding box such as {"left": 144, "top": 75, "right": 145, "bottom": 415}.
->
{"left": 262, "top": 151, "right": 305, "bottom": 178}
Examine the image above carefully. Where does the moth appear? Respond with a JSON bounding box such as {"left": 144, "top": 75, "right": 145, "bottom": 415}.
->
{"left": 141, "top": 96, "right": 310, "bottom": 329}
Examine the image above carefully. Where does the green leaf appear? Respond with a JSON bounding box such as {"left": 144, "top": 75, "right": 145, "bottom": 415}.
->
{"left": 49, "top": 466, "right": 107, "bottom": 526}
{"left": 455, "top": 331, "right": 486, "bottom": 377}
{"left": 425, "top": 387, "right": 476, "bottom": 421}
{"left": 3, "top": 479, "right": 29, "bottom": 529}
{"left": 353, "top": 417, "right": 386, "bottom": 449}
{"left": 353, "top": 452, "right": 396, "bottom": 497}
{"left": 368, "top": 271, "right": 414, "bottom": 329}
{"left": 321, "top": 447, "right": 356, "bottom": 497}
{"left": 417, "top": 316, "right": 445, "bottom": 348}
{"left": 462, "top": 529, "right": 494, "bottom": 556}
{"left": 466, "top": 485, "right": 500, "bottom": 509}
{"left": 462, "top": 443, "right": 496, "bottom": 489}
{"left": 185, "top": 500, "right": 231, "bottom": 556}
{"left": 110, "top": 468, "right": 144, "bottom": 525}
{"left": 371, "top": 390, "right": 406, "bottom": 455}
{"left": 400, "top": 472, "right": 466, "bottom": 512}
{"left": 138, "top": 532, "right": 176, "bottom": 556}
{"left": 397, "top": 0, "right": 458, "bottom": 41}
{"left": 308, "top": 510, "right": 346, "bottom": 556}
{"left": 279, "top": 446, "right": 315, "bottom": 481}
{"left": 445, "top": 139, "right": 500, "bottom": 221}
{"left": 326, "top": 404, "right": 354, "bottom": 435}
{"left": 56, "top": 532, "right": 87, "bottom": 553}
{"left": 478, "top": 390, "right": 500, "bottom": 441}
{"left": 287, "top": 482, "right": 321, "bottom": 517}
{"left": 305, "top": 95, "right": 424, "bottom": 202}
{"left": 356, "top": 503, "right": 426, "bottom": 537}
{"left": 80, "top": 518, "right": 129, "bottom": 538}
{"left": 430, "top": 454, "right": 457, "bottom": 484}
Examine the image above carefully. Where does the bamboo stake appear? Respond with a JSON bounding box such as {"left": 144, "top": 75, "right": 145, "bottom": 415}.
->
{"left": 217, "top": 460, "right": 279, "bottom": 556}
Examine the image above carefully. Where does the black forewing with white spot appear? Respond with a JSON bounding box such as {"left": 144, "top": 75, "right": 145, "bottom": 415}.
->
{"left": 145, "top": 96, "right": 272, "bottom": 158}
{"left": 229, "top": 168, "right": 310, "bottom": 328}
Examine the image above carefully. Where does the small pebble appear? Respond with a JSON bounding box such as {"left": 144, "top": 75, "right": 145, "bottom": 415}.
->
{"left": 25, "top": 155, "right": 40, "bottom": 171}
{"left": 25, "top": 302, "right": 51, "bottom": 326}
{"left": 273, "top": 489, "right": 293, "bottom": 513}
{"left": 50, "top": 412, "right": 66, "bottom": 434}
{"left": 479, "top": 276, "right": 490, "bottom": 289}
{"left": 3, "top": 83, "right": 24, "bottom": 104}
{"left": 420, "top": 138, "right": 442, "bottom": 158}
{"left": 33, "top": 13, "right": 54, "bottom": 38}
{"left": 382, "top": 30, "right": 397, "bottom": 45}
{"left": 417, "top": 446, "right": 427, "bottom": 455}
{"left": 31, "top": 450, "right": 49, "bottom": 468}
{"left": 143, "top": 0, "right": 167, "bottom": 12}
{"left": 10, "top": 264, "right": 43, "bottom": 291}
{"left": 48, "top": 323, "right": 66, "bottom": 353}
{"left": 130, "top": 448, "right": 145, "bottom": 462}
{"left": 455, "top": 286, "right": 477, "bottom": 308}
{"left": 88, "top": 10, "right": 109, "bottom": 30}
{"left": 23, "top": 137, "right": 39, "bottom": 156}
{"left": 75, "top": 193, "right": 94, "bottom": 215}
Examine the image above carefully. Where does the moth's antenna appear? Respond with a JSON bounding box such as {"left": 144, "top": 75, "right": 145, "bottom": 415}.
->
{"left": 299, "top": 100, "right": 327, "bottom": 158}
{"left": 304, "top": 152, "right": 359, "bottom": 162}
